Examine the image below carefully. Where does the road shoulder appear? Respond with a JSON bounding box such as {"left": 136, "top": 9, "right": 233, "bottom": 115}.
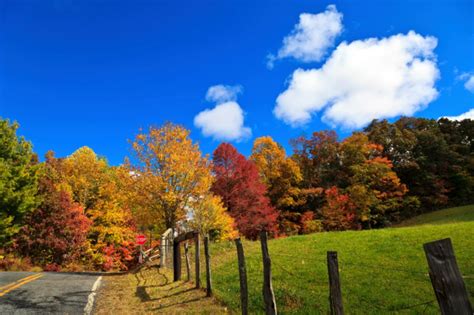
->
{"left": 95, "top": 265, "right": 230, "bottom": 314}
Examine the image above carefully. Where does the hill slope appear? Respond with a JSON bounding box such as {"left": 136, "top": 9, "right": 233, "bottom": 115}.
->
{"left": 209, "top": 206, "right": 474, "bottom": 314}
{"left": 397, "top": 204, "right": 474, "bottom": 227}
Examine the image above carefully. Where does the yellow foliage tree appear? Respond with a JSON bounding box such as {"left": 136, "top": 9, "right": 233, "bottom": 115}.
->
{"left": 250, "top": 136, "right": 302, "bottom": 209}
{"left": 59, "top": 147, "right": 108, "bottom": 211}
{"left": 49, "top": 148, "right": 136, "bottom": 269}
{"left": 188, "top": 194, "right": 237, "bottom": 241}
{"left": 128, "top": 123, "right": 213, "bottom": 230}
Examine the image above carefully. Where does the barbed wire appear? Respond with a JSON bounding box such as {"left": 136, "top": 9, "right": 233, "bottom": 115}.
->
{"left": 271, "top": 260, "right": 327, "bottom": 286}
{"left": 269, "top": 251, "right": 327, "bottom": 264}
{"left": 390, "top": 300, "right": 437, "bottom": 312}
{"left": 269, "top": 250, "right": 434, "bottom": 276}
{"left": 339, "top": 259, "right": 429, "bottom": 277}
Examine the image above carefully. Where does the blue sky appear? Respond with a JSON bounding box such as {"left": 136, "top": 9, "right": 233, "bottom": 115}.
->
{"left": 1, "top": 0, "right": 473, "bottom": 165}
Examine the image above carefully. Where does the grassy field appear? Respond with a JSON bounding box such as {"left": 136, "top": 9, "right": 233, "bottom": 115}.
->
{"left": 208, "top": 205, "right": 474, "bottom": 314}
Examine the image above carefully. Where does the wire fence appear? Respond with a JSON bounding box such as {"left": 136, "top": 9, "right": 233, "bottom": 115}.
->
{"left": 157, "top": 231, "right": 472, "bottom": 314}
{"left": 269, "top": 254, "right": 441, "bottom": 313}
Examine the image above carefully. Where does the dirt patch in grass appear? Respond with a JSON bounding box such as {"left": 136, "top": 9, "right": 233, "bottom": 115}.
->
{"left": 95, "top": 264, "right": 230, "bottom": 314}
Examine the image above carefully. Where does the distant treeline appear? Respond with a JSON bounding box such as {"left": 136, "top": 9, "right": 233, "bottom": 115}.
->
{"left": 271, "top": 117, "right": 474, "bottom": 234}
{"left": 0, "top": 116, "right": 472, "bottom": 271}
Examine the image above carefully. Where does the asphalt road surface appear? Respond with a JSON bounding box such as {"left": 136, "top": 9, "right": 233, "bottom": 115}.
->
{"left": 0, "top": 272, "right": 101, "bottom": 315}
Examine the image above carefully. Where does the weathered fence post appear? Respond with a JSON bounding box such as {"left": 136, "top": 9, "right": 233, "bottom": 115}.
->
{"left": 167, "top": 236, "right": 171, "bottom": 265}
{"left": 423, "top": 238, "right": 472, "bottom": 315}
{"left": 161, "top": 234, "right": 166, "bottom": 267}
{"left": 195, "top": 232, "right": 201, "bottom": 289}
{"left": 184, "top": 241, "right": 191, "bottom": 282}
{"left": 235, "top": 238, "right": 248, "bottom": 315}
{"left": 260, "top": 231, "right": 277, "bottom": 315}
{"left": 173, "top": 239, "right": 182, "bottom": 281}
{"left": 160, "top": 228, "right": 173, "bottom": 268}
{"left": 327, "top": 251, "right": 344, "bottom": 315}
{"left": 204, "top": 235, "right": 212, "bottom": 297}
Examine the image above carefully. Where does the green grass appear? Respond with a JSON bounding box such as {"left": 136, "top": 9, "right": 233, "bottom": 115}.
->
{"left": 208, "top": 205, "right": 474, "bottom": 314}
{"left": 397, "top": 204, "right": 474, "bottom": 227}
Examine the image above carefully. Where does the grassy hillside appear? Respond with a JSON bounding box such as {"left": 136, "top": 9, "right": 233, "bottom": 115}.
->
{"left": 208, "top": 206, "right": 474, "bottom": 314}
{"left": 397, "top": 204, "right": 474, "bottom": 227}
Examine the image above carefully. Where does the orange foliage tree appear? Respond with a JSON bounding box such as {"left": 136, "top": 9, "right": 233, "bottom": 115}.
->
{"left": 341, "top": 133, "right": 411, "bottom": 228}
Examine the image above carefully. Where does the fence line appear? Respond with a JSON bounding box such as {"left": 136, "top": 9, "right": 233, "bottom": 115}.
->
{"left": 167, "top": 234, "right": 472, "bottom": 315}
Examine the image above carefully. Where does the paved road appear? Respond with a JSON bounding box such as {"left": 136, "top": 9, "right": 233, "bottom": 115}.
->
{"left": 0, "top": 272, "right": 101, "bottom": 315}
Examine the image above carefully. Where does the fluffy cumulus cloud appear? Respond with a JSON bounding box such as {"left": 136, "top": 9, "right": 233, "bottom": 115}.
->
{"left": 194, "top": 85, "right": 251, "bottom": 141}
{"left": 441, "top": 108, "right": 474, "bottom": 121}
{"left": 267, "top": 4, "right": 343, "bottom": 68}
{"left": 274, "top": 31, "right": 440, "bottom": 129}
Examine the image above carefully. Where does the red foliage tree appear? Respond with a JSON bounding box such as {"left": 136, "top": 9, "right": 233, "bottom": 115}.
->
{"left": 14, "top": 179, "right": 91, "bottom": 269}
{"left": 211, "top": 143, "right": 279, "bottom": 240}
{"left": 321, "top": 186, "right": 359, "bottom": 231}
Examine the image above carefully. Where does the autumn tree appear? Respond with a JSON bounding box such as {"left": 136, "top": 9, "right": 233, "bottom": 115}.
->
{"left": 291, "top": 130, "right": 411, "bottom": 229}
{"left": 212, "top": 143, "right": 279, "bottom": 240}
{"left": 47, "top": 148, "right": 137, "bottom": 270}
{"left": 0, "top": 118, "right": 39, "bottom": 246}
{"left": 251, "top": 136, "right": 302, "bottom": 209}
{"left": 251, "top": 136, "right": 303, "bottom": 235}
{"left": 290, "top": 131, "right": 343, "bottom": 218}
{"left": 14, "top": 176, "right": 91, "bottom": 270}
{"left": 291, "top": 130, "right": 342, "bottom": 189}
{"left": 58, "top": 146, "right": 108, "bottom": 211}
{"left": 188, "top": 194, "right": 237, "bottom": 241}
{"left": 321, "top": 187, "right": 358, "bottom": 231}
{"left": 340, "top": 133, "right": 410, "bottom": 227}
{"left": 366, "top": 117, "right": 473, "bottom": 211}
{"left": 128, "top": 123, "right": 213, "bottom": 230}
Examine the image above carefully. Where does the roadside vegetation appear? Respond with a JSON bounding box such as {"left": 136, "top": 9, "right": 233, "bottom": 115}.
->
{"left": 95, "top": 265, "right": 229, "bottom": 314}
{"left": 1, "top": 116, "right": 473, "bottom": 274}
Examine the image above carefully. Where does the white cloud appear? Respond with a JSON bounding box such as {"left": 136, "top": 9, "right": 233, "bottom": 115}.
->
{"left": 458, "top": 73, "right": 474, "bottom": 93}
{"left": 267, "top": 4, "right": 343, "bottom": 68}
{"left": 194, "top": 85, "right": 251, "bottom": 141}
{"left": 274, "top": 31, "right": 440, "bottom": 129}
{"left": 466, "top": 77, "right": 474, "bottom": 92}
{"left": 205, "top": 84, "right": 242, "bottom": 103}
{"left": 441, "top": 108, "right": 474, "bottom": 121}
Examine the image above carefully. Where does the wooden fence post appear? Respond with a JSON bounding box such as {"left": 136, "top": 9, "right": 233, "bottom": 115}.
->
{"left": 173, "top": 239, "right": 182, "bottom": 281}
{"left": 260, "top": 231, "right": 277, "bottom": 315}
{"left": 327, "top": 251, "right": 344, "bottom": 315}
{"left": 423, "top": 238, "right": 472, "bottom": 315}
{"left": 204, "top": 235, "right": 212, "bottom": 297}
{"left": 195, "top": 232, "right": 201, "bottom": 289}
{"left": 235, "top": 238, "right": 248, "bottom": 315}
{"left": 184, "top": 241, "right": 191, "bottom": 282}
